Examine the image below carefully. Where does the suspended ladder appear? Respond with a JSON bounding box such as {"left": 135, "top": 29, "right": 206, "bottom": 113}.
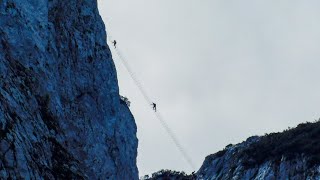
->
{"left": 107, "top": 33, "right": 195, "bottom": 171}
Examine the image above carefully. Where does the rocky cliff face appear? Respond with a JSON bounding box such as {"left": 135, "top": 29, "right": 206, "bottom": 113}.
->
{"left": 144, "top": 122, "right": 320, "bottom": 180}
{"left": 0, "top": 0, "right": 138, "bottom": 179}
{"left": 197, "top": 122, "right": 320, "bottom": 180}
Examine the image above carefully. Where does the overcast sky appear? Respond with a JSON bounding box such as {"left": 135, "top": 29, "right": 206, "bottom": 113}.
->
{"left": 98, "top": 0, "right": 320, "bottom": 176}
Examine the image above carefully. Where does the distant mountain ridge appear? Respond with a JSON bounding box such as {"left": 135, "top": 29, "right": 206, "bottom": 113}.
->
{"left": 144, "top": 121, "right": 320, "bottom": 179}
{"left": 197, "top": 120, "right": 320, "bottom": 179}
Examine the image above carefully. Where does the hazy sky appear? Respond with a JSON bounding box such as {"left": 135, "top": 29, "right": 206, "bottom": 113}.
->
{"left": 98, "top": 0, "right": 320, "bottom": 176}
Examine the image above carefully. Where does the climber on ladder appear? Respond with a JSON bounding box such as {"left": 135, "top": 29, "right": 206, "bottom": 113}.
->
{"left": 151, "top": 102, "right": 157, "bottom": 112}
{"left": 112, "top": 40, "right": 117, "bottom": 48}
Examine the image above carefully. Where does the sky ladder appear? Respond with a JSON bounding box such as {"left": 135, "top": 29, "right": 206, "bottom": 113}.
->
{"left": 107, "top": 37, "right": 196, "bottom": 171}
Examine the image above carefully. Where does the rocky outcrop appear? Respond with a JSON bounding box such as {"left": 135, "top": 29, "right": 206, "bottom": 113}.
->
{"left": 145, "top": 122, "right": 320, "bottom": 179}
{"left": 197, "top": 122, "right": 320, "bottom": 179}
{"left": 0, "top": 0, "right": 138, "bottom": 179}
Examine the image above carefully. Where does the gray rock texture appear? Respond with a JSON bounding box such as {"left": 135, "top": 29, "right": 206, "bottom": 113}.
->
{"left": 0, "top": 0, "right": 138, "bottom": 179}
{"left": 197, "top": 122, "right": 320, "bottom": 180}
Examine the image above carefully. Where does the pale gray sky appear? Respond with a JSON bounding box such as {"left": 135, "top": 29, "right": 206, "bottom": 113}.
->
{"left": 98, "top": 0, "right": 320, "bottom": 176}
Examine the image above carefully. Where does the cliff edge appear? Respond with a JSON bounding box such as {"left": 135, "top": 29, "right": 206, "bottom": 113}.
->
{"left": 0, "top": 0, "right": 138, "bottom": 179}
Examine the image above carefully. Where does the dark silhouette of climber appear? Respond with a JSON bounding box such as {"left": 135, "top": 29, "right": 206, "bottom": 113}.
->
{"left": 113, "top": 40, "right": 117, "bottom": 48}
{"left": 151, "top": 103, "right": 157, "bottom": 112}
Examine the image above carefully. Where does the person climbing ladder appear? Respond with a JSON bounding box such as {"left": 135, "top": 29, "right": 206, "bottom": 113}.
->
{"left": 152, "top": 102, "right": 157, "bottom": 112}
{"left": 112, "top": 40, "right": 117, "bottom": 48}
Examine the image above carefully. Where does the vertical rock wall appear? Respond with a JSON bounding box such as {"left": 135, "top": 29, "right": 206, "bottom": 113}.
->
{"left": 0, "top": 0, "right": 138, "bottom": 179}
